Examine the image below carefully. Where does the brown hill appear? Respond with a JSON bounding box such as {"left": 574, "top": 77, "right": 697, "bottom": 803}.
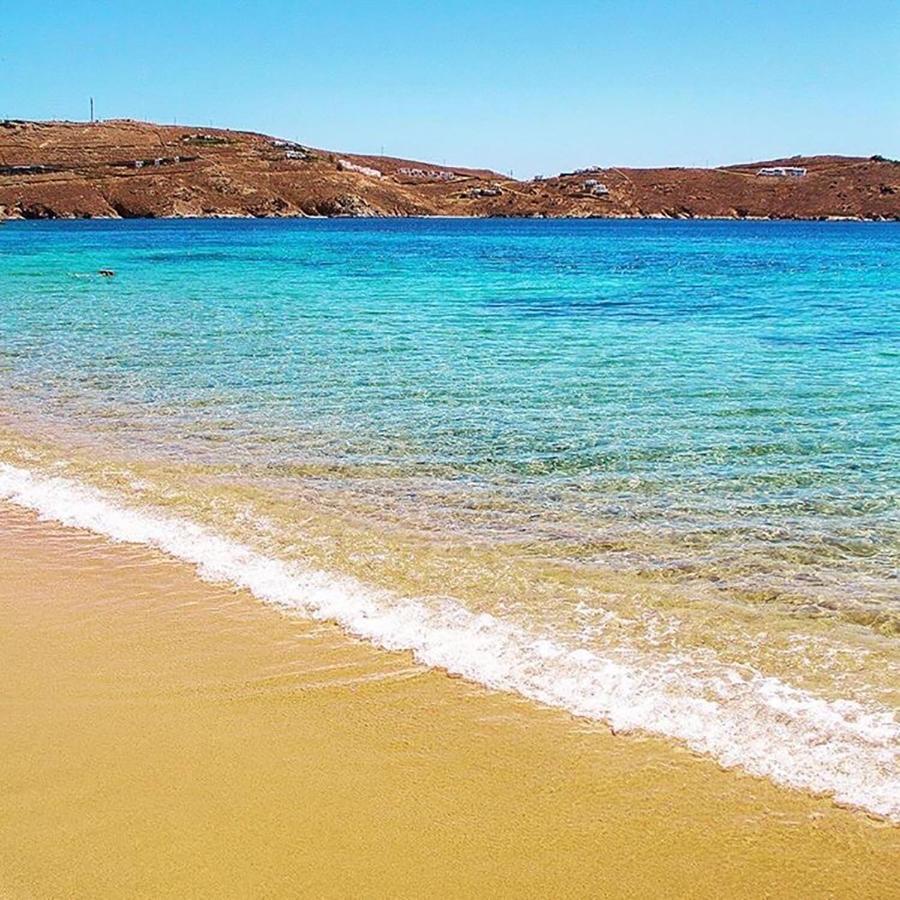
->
{"left": 1, "top": 119, "right": 898, "bottom": 220}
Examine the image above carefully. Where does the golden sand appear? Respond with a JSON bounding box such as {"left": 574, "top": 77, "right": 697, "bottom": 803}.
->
{"left": 1, "top": 503, "right": 897, "bottom": 898}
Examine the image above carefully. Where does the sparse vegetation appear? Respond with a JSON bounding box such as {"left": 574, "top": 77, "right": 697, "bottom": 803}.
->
{"left": 182, "top": 134, "right": 228, "bottom": 146}
{"left": 2, "top": 120, "right": 898, "bottom": 220}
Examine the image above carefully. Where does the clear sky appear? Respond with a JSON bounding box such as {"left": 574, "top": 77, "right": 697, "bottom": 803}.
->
{"left": 2, "top": 1, "right": 898, "bottom": 175}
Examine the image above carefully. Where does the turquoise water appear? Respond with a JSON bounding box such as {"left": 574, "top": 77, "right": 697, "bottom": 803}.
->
{"left": 1, "top": 218, "right": 898, "bottom": 816}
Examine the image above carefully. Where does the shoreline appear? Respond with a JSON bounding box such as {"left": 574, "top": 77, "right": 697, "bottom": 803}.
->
{"left": 2, "top": 212, "right": 898, "bottom": 223}
{"left": 1, "top": 502, "right": 898, "bottom": 897}
{"left": 2, "top": 457, "right": 896, "bottom": 822}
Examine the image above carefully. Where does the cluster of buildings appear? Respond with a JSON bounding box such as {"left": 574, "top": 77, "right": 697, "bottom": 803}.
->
{"left": 583, "top": 179, "right": 609, "bottom": 196}
{"left": 268, "top": 139, "right": 310, "bottom": 161}
{"left": 397, "top": 167, "right": 457, "bottom": 181}
{"left": 463, "top": 186, "right": 502, "bottom": 198}
{"left": 757, "top": 166, "right": 807, "bottom": 177}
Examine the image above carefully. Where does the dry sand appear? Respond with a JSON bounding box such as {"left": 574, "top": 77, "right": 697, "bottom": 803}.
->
{"left": 1, "top": 502, "right": 897, "bottom": 898}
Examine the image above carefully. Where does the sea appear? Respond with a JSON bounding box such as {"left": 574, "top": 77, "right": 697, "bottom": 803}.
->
{"left": 0, "top": 217, "right": 897, "bottom": 818}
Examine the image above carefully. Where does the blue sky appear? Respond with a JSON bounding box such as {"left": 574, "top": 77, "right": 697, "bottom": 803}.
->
{"left": 2, "top": 1, "right": 897, "bottom": 175}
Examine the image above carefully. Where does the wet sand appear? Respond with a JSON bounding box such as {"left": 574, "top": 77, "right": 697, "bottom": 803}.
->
{"left": 1, "top": 502, "right": 897, "bottom": 899}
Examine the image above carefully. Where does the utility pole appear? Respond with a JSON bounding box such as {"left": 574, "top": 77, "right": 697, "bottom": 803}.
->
{"left": 90, "top": 97, "right": 94, "bottom": 123}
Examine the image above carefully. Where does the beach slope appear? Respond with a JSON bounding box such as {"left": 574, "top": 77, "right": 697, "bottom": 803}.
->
{"left": 1, "top": 503, "right": 898, "bottom": 898}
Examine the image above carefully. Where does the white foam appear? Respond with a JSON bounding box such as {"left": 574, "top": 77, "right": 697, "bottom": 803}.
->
{"left": 1, "top": 461, "right": 897, "bottom": 820}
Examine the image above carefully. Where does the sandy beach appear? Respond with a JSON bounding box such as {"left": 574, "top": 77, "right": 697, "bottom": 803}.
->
{"left": 1, "top": 501, "right": 897, "bottom": 899}
{"left": 4, "top": 2, "right": 899, "bottom": 895}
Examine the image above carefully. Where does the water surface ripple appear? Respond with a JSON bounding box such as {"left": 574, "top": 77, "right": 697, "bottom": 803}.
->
{"left": 1, "top": 219, "right": 897, "bottom": 817}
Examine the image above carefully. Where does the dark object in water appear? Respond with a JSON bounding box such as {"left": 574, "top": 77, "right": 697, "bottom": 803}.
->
{"left": 98, "top": 269, "right": 116, "bottom": 277}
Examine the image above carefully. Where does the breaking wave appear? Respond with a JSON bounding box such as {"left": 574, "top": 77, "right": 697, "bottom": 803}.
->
{"left": 1, "top": 461, "right": 897, "bottom": 821}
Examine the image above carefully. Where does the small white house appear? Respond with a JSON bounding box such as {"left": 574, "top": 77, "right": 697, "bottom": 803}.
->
{"left": 757, "top": 166, "right": 807, "bottom": 177}
{"left": 584, "top": 179, "right": 609, "bottom": 196}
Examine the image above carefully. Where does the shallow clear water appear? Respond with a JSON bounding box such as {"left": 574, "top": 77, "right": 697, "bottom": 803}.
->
{"left": 1, "top": 218, "right": 898, "bottom": 816}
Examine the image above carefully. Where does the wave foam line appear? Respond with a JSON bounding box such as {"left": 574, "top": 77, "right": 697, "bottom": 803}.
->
{"left": 1, "top": 462, "right": 897, "bottom": 820}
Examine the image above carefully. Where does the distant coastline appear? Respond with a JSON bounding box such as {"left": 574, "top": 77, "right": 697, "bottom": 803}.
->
{"left": 1, "top": 119, "right": 898, "bottom": 222}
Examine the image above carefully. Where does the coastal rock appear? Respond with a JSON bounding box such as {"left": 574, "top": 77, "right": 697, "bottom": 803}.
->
{"left": 319, "top": 194, "right": 379, "bottom": 217}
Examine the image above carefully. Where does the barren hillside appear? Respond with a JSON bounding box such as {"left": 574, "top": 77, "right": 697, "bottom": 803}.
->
{"left": 1, "top": 119, "right": 897, "bottom": 220}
